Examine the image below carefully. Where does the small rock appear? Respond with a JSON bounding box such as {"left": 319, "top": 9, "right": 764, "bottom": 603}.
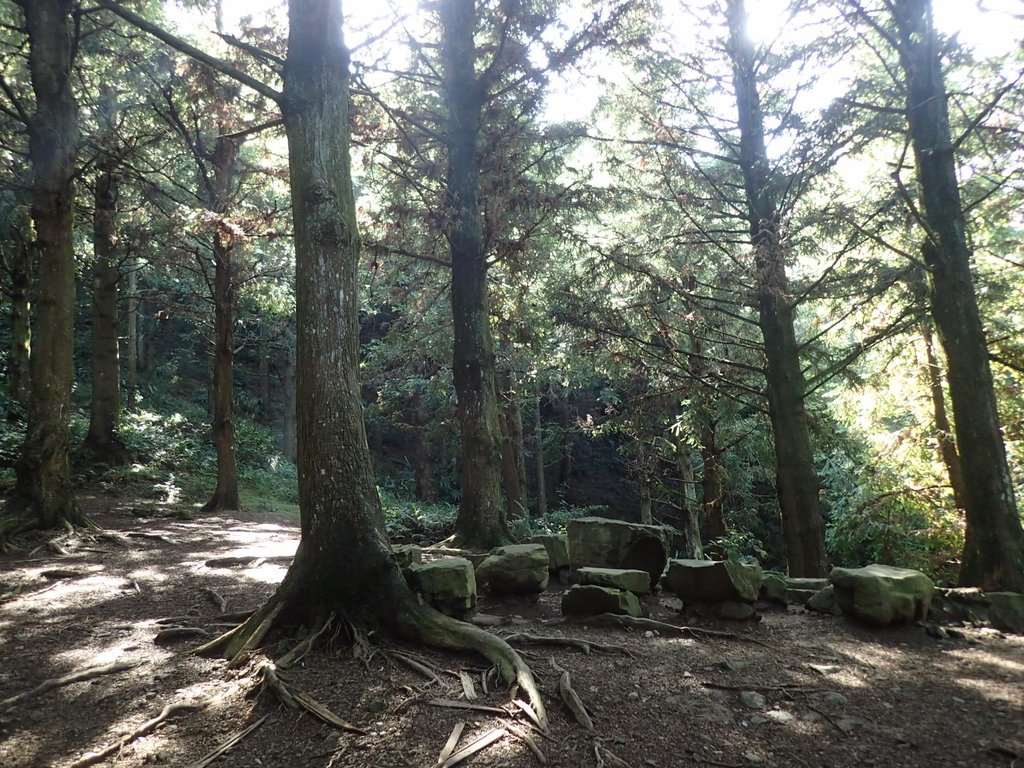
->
{"left": 835, "top": 717, "right": 861, "bottom": 735}
{"left": 739, "top": 691, "right": 766, "bottom": 709}
{"left": 743, "top": 752, "right": 765, "bottom": 764}
{"left": 715, "top": 659, "right": 751, "bottom": 673}
{"left": 809, "top": 691, "right": 848, "bottom": 706}
{"left": 764, "top": 709, "right": 796, "bottom": 724}
{"left": 806, "top": 663, "right": 841, "bottom": 675}
{"left": 627, "top": 691, "right": 640, "bottom": 701}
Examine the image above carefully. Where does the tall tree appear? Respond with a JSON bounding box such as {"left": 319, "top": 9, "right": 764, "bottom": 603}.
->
{"left": 725, "top": 0, "right": 828, "bottom": 576}
{"left": 439, "top": 0, "right": 509, "bottom": 547}
{"left": 885, "top": 0, "right": 1024, "bottom": 591}
{"left": 4, "top": 0, "right": 83, "bottom": 538}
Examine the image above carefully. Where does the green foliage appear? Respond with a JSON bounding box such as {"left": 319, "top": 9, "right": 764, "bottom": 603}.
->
{"left": 380, "top": 489, "right": 458, "bottom": 543}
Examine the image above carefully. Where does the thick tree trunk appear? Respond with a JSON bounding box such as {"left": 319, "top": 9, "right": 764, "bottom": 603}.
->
{"left": 891, "top": 0, "right": 1024, "bottom": 591}
{"left": 677, "top": 439, "right": 704, "bottom": 559}
{"left": 83, "top": 140, "right": 127, "bottom": 465}
{"left": 8, "top": 0, "right": 82, "bottom": 535}
{"left": 921, "top": 321, "right": 966, "bottom": 512}
{"left": 7, "top": 227, "right": 31, "bottom": 408}
{"left": 726, "top": 0, "right": 827, "bottom": 577}
{"left": 441, "top": 0, "right": 508, "bottom": 548}
{"left": 499, "top": 372, "right": 527, "bottom": 519}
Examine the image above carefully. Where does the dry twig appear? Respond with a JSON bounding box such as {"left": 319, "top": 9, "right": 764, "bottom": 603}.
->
{"left": 184, "top": 714, "right": 268, "bottom": 768}
{"left": 69, "top": 701, "right": 206, "bottom": 768}
{"left": 0, "top": 660, "right": 143, "bottom": 713}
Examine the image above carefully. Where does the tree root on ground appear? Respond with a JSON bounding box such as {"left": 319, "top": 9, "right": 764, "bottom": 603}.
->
{"left": 503, "top": 632, "right": 633, "bottom": 657}
{"left": 259, "top": 662, "right": 364, "bottom": 733}
{"left": 184, "top": 713, "right": 268, "bottom": 768}
{"left": 0, "top": 659, "right": 143, "bottom": 714}
{"left": 556, "top": 666, "right": 593, "bottom": 732}
{"left": 571, "top": 613, "right": 771, "bottom": 648}
{"left": 69, "top": 701, "right": 207, "bottom": 768}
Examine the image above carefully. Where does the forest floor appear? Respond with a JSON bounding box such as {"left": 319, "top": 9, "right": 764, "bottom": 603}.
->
{"left": 0, "top": 498, "right": 1022, "bottom": 768}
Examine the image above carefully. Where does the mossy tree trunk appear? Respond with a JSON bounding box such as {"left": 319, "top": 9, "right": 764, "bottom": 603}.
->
{"left": 725, "top": 0, "right": 827, "bottom": 577}
{"left": 890, "top": 0, "right": 1024, "bottom": 592}
{"left": 8, "top": 0, "right": 82, "bottom": 535}
{"left": 440, "top": 0, "right": 509, "bottom": 548}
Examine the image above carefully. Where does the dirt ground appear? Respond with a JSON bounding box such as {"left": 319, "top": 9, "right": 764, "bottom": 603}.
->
{"left": 0, "top": 497, "right": 1021, "bottom": 768}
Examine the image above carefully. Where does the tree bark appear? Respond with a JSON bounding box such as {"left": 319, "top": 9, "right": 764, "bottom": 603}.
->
{"left": 921, "top": 321, "right": 966, "bottom": 513}
{"left": 701, "top": 420, "right": 727, "bottom": 542}
{"left": 891, "top": 0, "right": 1024, "bottom": 591}
{"left": 677, "top": 439, "right": 704, "bottom": 559}
{"left": 6, "top": 215, "right": 32, "bottom": 408}
{"left": 125, "top": 252, "right": 139, "bottom": 402}
{"left": 534, "top": 387, "right": 547, "bottom": 518}
{"left": 499, "top": 372, "right": 527, "bottom": 519}
{"left": 441, "top": 0, "right": 509, "bottom": 548}
{"left": 725, "top": 0, "right": 827, "bottom": 577}
{"left": 83, "top": 90, "right": 126, "bottom": 465}
{"left": 8, "top": 0, "right": 82, "bottom": 535}
{"left": 282, "top": 321, "right": 297, "bottom": 463}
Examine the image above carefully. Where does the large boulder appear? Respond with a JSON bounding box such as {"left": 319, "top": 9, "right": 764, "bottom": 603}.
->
{"left": 805, "top": 585, "right": 841, "bottom": 616}
{"left": 760, "top": 571, "right": 788, "bottom": 604}
{"left": 408, "top": 557, "right": 476, "bottom": 618}
{"left": 664, "top": 559, "right": 762, "bottom": 603}
{"left": 530, "top": 533, "right": 570, "bottom": 571}
{"left": 987, "top": 592, "right": 1024, "bottom": 634}
{"left": 475, "top": 544, "right": 549, "bottom": 595}
{"left": 577, "top": 567, "right": 651, "bottom": 594}
{"left": 561, "top": 584, "right": 642, "bottom": 617}
{"left": 829, "top": 564, "right": 933, "bottom": 626}
{"left": 928, "top": 587, "right": 989, "bottom": 624}
{"left": 567, "top": 517, "right": 672, "bottom": 587}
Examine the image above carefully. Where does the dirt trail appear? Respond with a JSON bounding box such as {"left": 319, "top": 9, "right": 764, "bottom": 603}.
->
{"left": 0, "top": 499, "right": 1021, "bottom": 768}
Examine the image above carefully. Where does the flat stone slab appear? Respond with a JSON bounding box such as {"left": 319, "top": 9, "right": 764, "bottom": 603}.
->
{"left": 530, "top": 533, "right": 570, "bottom": 571}
{"left": 567, "top": 516, "right": 673, "bottom": 587}
{"left": 408, "top": 557, "right": 476, "bottom": 617}
{"left": 561, "top": 584, "right": 642, "bottom": 617}
{"left": 664, "top": 559, "right": 762, "bottom": 603}
{"left": 577, "top": 567, "right": 651, "bottom": 594}
{"left": 476, "top": 544, "right": 549, "bottom": 595}
{"left": 830, "top": 564, "right": 933, "bottom": 626}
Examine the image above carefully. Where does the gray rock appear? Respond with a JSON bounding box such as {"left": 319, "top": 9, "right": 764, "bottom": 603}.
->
{"left": 830, "top": 564, "right": 934, "bottom": 626}
{"left": 530, "top": 533, "right": 570, "bottom": 571}
{"left": 408, "top": 557, "right": 476, "bottom": 617}
{"left": 785, "top": 576, "right": 829, "bottom": 591}
{"left": 759, "top": 571, "right": 787, "bottom": 604}
{"left": 786, "top": 588, "right": 819, "bottom": 604}
{"left": 392, "top": 544, "right": 422, "bottom": 569}
{"left": 808, "top": 691, "right": 848, "bottom": 707}
{"left": 475, "top": 544, "right": 549, "bottom": 595}
{"left": 715, "top": 601, "right": 759, "bottom": 621}
{"left": 664, "top": 559, "right": 762, "bottom": 603}
{"left": 805, "top": 585, "right": 842, "bottom": 616}
{"left": 567, "top": 516, "right": 673, "bottom": 586}
{"left": 739, "top": 691, "right": 766, "bottom": 709}
{"left": 987, "top": 592, "right": 1024, "bottom": 634}
{"left": 577, "top": 567, "right": 652, "bottom": 594}
{"left": 561, "top": 584, "right": 643, "bottom": 617}
{"left": 764, "top": 709, "right": 796, "bottom": 724}
{"left": 928, "top": 587, "right": 988, "bottom": 624}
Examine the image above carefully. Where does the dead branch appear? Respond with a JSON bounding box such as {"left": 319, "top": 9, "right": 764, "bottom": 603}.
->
{"left": 0, "top": 660, "right": 143, "bottom": 713}
{"left": 69, "top": 701, "right": 207, "bottom": 768}
{"left": 277, "top": 614, "right": 334, "bottom": 669}
{"left": 441, "top": 728, "right": 506, "bottom": 768}
{"left": 459, "top": 671, "right": 477, "bottom": 700}
{"left": 434, "top": 722, "right": 466, "bottom": 768}
{"left": 388, "top": 650, "right": 442, "bottom": 686}
{"left": 557, "top": 669, "right": 594, "bottom": 732}
{"left": 259, "top": 663, "right": 364, "bottom": 733}
{"left": 427, "top": 698, "right": 507, "bottom": 715}
{"left": 506, "top": 722, "right": 547, "bottom": 764}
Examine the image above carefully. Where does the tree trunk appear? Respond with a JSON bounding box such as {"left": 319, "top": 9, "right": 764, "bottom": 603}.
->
{"left": 441, "top": 0, "right": 508, "bottom": 548}
{"left": 203, "top": 139, "right": 241, "bottom": 512}
{"left": 7, "top": 0, "right": 82, "bottom": 536}
{"left": 7, "top": 220, "right": 31, "bottom": 408}
{"left": 677, "top": 439, "right": 704, "bottom": 559}
{"left": 258, "top": 332, "right": 272, "bottom": 423}
{"left": 701, "top": 420, "right": 727, "bottom": 542}
{"left": 891, "top": 0, "right": 1024, "bottom": 591}
{"left": 126, "top": 252, "right": 139, "bottom": 402}
{"left": 499, "top": 372, "right": 527, "bottom": 519}
{"left": 726, "top": 0, "right": 827, "bottom": 577}
{"left": 534, "top": 387, "right": 547, "bottom": 518}
{"left": 83, "top": 94, "right": 127, "bottom": 465}
{"left": 557, "top": 393, "right": 573, "bottom": 499}
{"left": 921, "top": 321, "right": 966, "bottom": 512}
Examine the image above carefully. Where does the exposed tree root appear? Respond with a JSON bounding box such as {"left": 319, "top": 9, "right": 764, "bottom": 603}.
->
{"left": 277, "top": 614, "right": 334, "bottom": 669}
{"left": 505, "top": 722, "right": 546, "bottom": 764}
{"left": 503, "top": 632, "right": 632, "bottom": 657}
{"left": 427, "top": 698, "right": 507, "bottom": 715}
{"left": 69, "top": 701, "right": 206, "bottom": 768}
{"left": 155, "top": 626, "right": 211, "bottom": 644}
{"left": 0, "top": 659, "right": 143, "bottom": 713}
{"left": 259, "top": 662, "right": 364, "bottom": 733}
{"left": 440, "top": 727, "right": 506, "bottom": 768}
{"left": 558, "top": 668, "right": 594, "bottom": 731}
{"left": 435, "top": 722, "right": 466, "bottom": 768}
{"left": 202, "top": 587, "right": 228, "bottom": 613}
{"left": 571, "top": 613, "right": 771, "bottom": 647}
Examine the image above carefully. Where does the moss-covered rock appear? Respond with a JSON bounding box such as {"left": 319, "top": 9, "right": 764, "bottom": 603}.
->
{"left": 987, "top": 592, "right": 1024, "bottom": 634}
{"left": 806, "top": 585, "right": 841, "bottom": 615}
{"left": 530, "top": 533, "right": 570, "bottom": 571}
{"left": 392, "top": 544, "right": 422, "bottom": 570}
{"left": 561, "top": 584, "right": 642, "bottom": 617}
{"left": 577, "top": 566, "right": 651, "bottom": 594}
{"left": 760, "top": 571, "right": 788, "bottom": 604}
{"left": 829, "top": 564, "right": 933, "bottom": 626}
{"left": 567, "top": 517, "right": 672, "bottom": 586}
{"left": 664, "top": 559, "right": 762, "bottom": 603}
{"left": 475, "top": 544, "right": 549, "bottom": 595}
{"left": 408, "top": 557, "right": 476, "bottom": 617}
